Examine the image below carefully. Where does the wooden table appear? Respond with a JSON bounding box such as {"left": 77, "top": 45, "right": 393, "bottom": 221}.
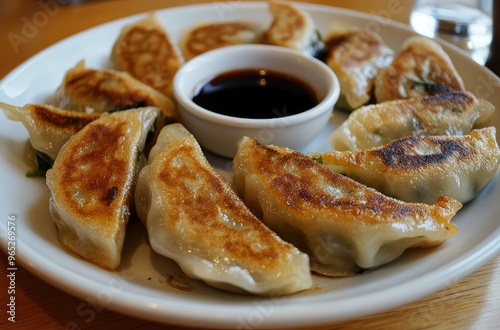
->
{"left": 1, "top": 0, "right": 499, "bottom": 328}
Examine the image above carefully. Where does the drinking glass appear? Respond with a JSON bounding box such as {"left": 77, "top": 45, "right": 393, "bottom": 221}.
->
{"left": 410, "top": 0, "right": 493, "bottom": 64}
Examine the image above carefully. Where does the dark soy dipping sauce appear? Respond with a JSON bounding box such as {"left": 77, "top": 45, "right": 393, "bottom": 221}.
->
{"left": 192, "top": 69, "right": 318, "bottom": 119}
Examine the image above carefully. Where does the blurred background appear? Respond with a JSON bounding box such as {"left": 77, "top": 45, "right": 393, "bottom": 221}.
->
{"left": 410, "top": 0, "right": 493, "bottom": 65}
{"left": 0, "top": 0, "right": 497, "bottom": 78}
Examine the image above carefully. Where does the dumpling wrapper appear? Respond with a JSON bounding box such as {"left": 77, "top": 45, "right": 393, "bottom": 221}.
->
{"left": 330, "top": 91, "right": 495, "bottom": 151}
{"left": 180, "top": 21, "right": 264, "bottom": 60}
{"left": 233, "top": 137, "right": 461, "bottom": 276}
{"left": 111, "top": 13, "right": 184, "bottom": 97}
{"left": 261, "top": 0, "right": 325, "bottom": 57}
{"left": 374, "top": 36, "right": 466, "bottom": 102}
{"left": 0, "top": 102, "right": 101, "bottom": 161}
{"left": 46, "top": 107, "right": 159, "bottom": 270}
{"left": 324, "top": 27, "right": 393, "bottom": 110}
{"left": 53, "top": 60, "right": 178, "bottom": 122}
{"left": 134, "top": 123, "right": 312, "bottom": 295}
{"left": 310, "top": 127, "right": 500, "bottom": 204}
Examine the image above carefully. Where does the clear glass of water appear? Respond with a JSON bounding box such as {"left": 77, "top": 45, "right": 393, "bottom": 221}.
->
{"left": 410, "top": 0, "right": 493, "bottom": 64}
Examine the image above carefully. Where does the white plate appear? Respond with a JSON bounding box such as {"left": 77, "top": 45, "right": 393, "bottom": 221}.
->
{"left": 1, "top": 2, "right": 499, "bottom": 329}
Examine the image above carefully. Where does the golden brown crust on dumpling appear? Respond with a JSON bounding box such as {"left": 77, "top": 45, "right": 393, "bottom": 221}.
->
{"left": 324, "top": 28, "right": 393, "bottom": 109}
{"left": 111, "top": 13, "right": 184, "bottom": 97}
{"left": 46, "top": 109, "right": 158, "bottom": 270}
{"left": 1, "top": 102, "right": 100, "bottom": 132}
{"left": 261, "top": 0, "right": 313, "bottom": 51}
{"left": 55, "top": 121, "right": 133, "bottom": 219}
{"left": 181, "top": 21, "right": 263, "bottom": 60}
{"left": 29, "top": 104, "right": 100, "bottom": 130}
{"left": 310, "top": 127, "right": 500, "bottom": 204}
{"left": 233, "top": 136, "right": 461, "bottom": 275}
{"left": 326, "top": 30, "right": 383, "bottom": 69}
{"left": 135, "top": 124, "right": 312, "bottom": 295}
{"left": 375, "top": 36, "right": 465, "bottom": 102}
{"left": 237, "top": 137, "right": 461, "bottom": 227}
{"left": 329, "top": 91, "right": 495, "bottom": 151}
{"left": 155, "top": 136, "right": 293, "bottom": 268}
{"left": 0, "top": 102, "right": 103, "bottom": 160}
{"left": 54, "top": 61, "right": 178, "bottom": 122}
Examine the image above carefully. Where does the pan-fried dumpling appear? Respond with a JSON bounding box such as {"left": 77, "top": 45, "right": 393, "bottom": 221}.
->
{"left": 135, "top": 124, "right": 312, "bottom": 295}
{"left": 111, "top": 13, "right": 184, "bottom": 97}
{"left": 324, "top": 27, "right": 393, "bottom": 110}
{"left": 233, "top": 137, "right": 461, "bottom": 276}
{"left": 180, "top": 21, "right": 264, "bottom": 60}
{"left": 261, "top": 1, "right": 326, "bottom": 58}
{"left": 53, "top": 60, "right": 178, "bottom": 122}
{"left": 310, "top": 127, "right": 500, "bottom": 204}
{"left": 0, "top": 102, "right": 100, "bottom": 161}
{"left": 374, "top": 36, "right": 465, "bottom": 102}
{"left": 46, "top": 107, "right": 160, "bottom": 270}
{"left": 330, "top": 91, "right": 495, "bottom": 151}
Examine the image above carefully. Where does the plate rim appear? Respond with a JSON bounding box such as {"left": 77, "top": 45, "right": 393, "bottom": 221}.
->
{"left": 1, "top": 1, "right": 500, "bottom": 328}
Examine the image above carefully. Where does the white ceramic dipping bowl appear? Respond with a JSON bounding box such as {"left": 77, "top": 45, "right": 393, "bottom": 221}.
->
{"left": 173, "top": 44, "right": 340, "bottom": 158}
